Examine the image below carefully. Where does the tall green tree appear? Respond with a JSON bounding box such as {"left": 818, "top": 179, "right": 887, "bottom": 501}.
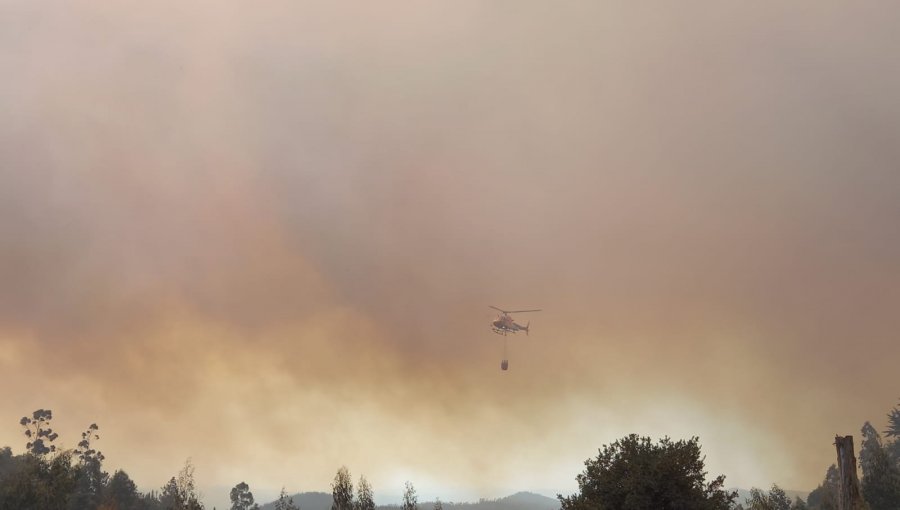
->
{"left": 331, "top": 467, "right": 354, "bottom": 510}
{"left": 71, "top": 422, "right": 108, "bottom": 510}
{"left": 806, "top": 464, "right": 838, "bottom": 510}
{"left": 142, "top": 489, "right": 166, "bottom": 510}
{"left": 0, "top": 450, "right": 77, "bottom": 510}
{"left": 160, "top": 477, "right": 180, "bottom": 509}
{"left": 160, "top": 459, "right": 204, "bottom": 510}
{"left": 103, "top": 469, "right": 141, "bottom": 510}
{"left": 884, "top": 400, "right": 900, "bottom": 468}
{"left": 558, "top": 434, "right": 736, "bottom": 510}
{"left": 859, "top": 423, "right": 900, "bottom": 510}
{"left": 745, "top": 484, "right": 791, "bottom": 510}
{"left": 274, "top": 487, "right": 300, "bottom": 510}
{"left": 229, "top": 482, "right": 259, "bottom": 510}
{"left": 401, "top": 482, "right": 418, "bottom": 510}
{"left": 1, "top": 410, "right": 76, "bottom": 509}
{"left": 355, "top": 475, "right": 375, "bottom": 510}
{"left": 20, "top": 409, "right": 59, "bottom": 456}
{"left": 0, "top": 446, "right": 21, "bottom": 481}
{"left": 860, "top": 422, "right": 882, "bottom": 476}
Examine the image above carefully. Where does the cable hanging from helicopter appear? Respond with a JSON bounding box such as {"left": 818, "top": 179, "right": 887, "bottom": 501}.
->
{"left": 501, "top": 337, "right": 508, "bottom": 371}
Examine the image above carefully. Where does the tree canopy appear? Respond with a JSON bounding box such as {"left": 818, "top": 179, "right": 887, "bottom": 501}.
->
{"left": 805, "top": 464, "right": 838, "bottom": 510}
{"left": 558, "top": 434, "right": 737, "bottom": 510}
{"left": 858, "top": 422, "right": 900, "bottom": 510}
{"left": 332, "top": 466, "right": 354, "bottom": 510}
{"left": 231, "top": 481, "right": 260, "bottom": 510}
{"left": 887, "top": 401, "right": 900, "bottom": 439}
{"left": 274, "top": 487, "right": 301, "bottom": 510}
{"left": 744, "top": 484, "right": 791, "bottom": 510}
{"left": 356, "top": 475, "right": 375, "bottom": 510}
{"left": 402, "top": 481, "right": 418, "bottom": 510}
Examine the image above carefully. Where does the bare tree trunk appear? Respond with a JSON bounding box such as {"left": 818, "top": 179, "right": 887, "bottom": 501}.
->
{"left": 834, "top": 435, "right": 866, "bottom": 510}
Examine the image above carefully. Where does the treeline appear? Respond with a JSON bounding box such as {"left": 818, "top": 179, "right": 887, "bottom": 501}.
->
{"left": 1, "top": 400, "right": 899, "bottom": 510}
{"left": 262, "top": 467, "right": 423, "bottom": 510}
{"left": 0, "top": 411, "right": 427, "bottom": 510}
{"left": 737, "top": 399, "right": 900, "bottom": 510}
{"left": 0, "top": 409, "right": 207, "bottom": 509}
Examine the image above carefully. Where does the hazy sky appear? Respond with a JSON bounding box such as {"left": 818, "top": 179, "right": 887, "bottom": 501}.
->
{"left": 2, "top": 1, "right": 900, "bottom": 508}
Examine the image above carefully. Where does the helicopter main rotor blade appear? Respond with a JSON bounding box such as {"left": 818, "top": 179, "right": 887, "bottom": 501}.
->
{"left": 504, "top": 309, "right": 541, "bottom": 314}
{"left": 489, "top": 305, "right": 508, "bottom": 313}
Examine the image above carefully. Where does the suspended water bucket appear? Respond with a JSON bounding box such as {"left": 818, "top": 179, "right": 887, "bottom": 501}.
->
{"left": 500, "top": 359, "right": 509, "bottom": 371}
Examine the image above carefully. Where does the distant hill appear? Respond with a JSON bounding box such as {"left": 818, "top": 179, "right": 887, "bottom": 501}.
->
{"left": 259, "top": 491, "right": 560, "bottom": 510}
{"left": 259, "top": 491, "right": 332, "bottom": 510}
{"left": 259, "top": 488, "right": 815, "bottom": 510}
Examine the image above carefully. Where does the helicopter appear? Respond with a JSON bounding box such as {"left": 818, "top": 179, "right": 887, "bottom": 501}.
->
{"left": 490, "top": 306, "right": 541, "bottom": 371}
{"left": 490, "top": 306, "right": 541, "bottom": 336}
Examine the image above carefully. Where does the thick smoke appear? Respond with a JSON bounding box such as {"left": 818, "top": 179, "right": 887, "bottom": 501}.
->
{"left": 2, "top": 1, "right": 900, "bottom": 506}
